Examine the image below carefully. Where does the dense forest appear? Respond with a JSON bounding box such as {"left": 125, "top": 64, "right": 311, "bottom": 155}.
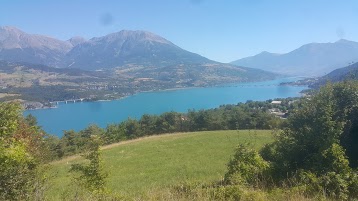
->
{"left": 1, "top": 81, "right": 358, "bottom": 200}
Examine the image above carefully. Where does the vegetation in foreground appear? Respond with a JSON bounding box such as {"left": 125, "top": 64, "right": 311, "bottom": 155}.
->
{"left": 47, "top": 130, "right": 272, "bottom": 200}
{"left": 1, "top": 80, "right": 358, "bottom": 200}
{"left": 0, "top": 102, "right": 53, "bottom": 200}
{"left": 206, "top": 81, "right": 358, "bottom": 201}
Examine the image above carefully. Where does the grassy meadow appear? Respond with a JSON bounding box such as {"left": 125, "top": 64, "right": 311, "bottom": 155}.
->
{"left": 47, "top": 130, "right": 273, "bottom": 200}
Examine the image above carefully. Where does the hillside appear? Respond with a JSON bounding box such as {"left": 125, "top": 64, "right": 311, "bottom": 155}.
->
{"left": 0, "top": 60, "right": 117, "bottom": 104}
{"left": 280, "top": 61, "right": 358, "bottom": 88}
{"left": 47, "top": 130, "right": 273, "bottom": 200}
{"left": 314, "top": 61, "right": 358, "bottom": 85}
{"left": 231, "top": 39, "right": 358, "bottom": 76}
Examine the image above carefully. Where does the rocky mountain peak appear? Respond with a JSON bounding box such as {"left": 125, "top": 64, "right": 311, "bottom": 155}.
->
{"left": 67, "top": 36, "right": 86, "bottom": 46}
{"left": 91, "top": 30, "right": 172, "bottom": 45}
{"left": 0, "top": 26, "right": 72, "bottom": 51}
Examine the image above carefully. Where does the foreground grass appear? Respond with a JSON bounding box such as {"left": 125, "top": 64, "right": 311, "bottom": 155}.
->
{"left": 47, "top": 130, "right": 273, "bottom": 200}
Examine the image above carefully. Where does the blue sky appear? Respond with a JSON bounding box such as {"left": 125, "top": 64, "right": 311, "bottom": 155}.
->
{"left": 1, "top": 0, "right": 357, "bottom": 62}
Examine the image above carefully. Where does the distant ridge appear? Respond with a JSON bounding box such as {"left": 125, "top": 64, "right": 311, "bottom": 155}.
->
{"left": 231, "top": 39, "right": 358, "bottom": 76}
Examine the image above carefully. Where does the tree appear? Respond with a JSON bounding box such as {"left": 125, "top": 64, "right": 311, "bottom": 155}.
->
{"left": 0, "top": 102, "right": 48, "bottom": 200}
{"left": 0, "top": 102, "right": 21, "bottom": 137}
{"left": 224, "top": 144, "right": 269, "bottom": 187}
{"left": 58, "top": 130, "right": 81, "bottom": 157}
{"left": 70, "top": 135, "right": 108, "bottom": 194}
{"left": 139, "top": 114, "right": 158, "bottom": 135}
{"left": 103, "top": 123, "right": 126, "bottom": 144}
{"left": 124, "top": 118, "right": 142, "bottom": 139}
{"left": 260, "top": 81, "right": 358, "bottom": 199}
{"left": 156, "top": 112, "right": 180, "bottom": 133}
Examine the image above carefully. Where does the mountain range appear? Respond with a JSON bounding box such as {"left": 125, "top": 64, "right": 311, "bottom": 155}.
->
{"left": 231, "top": 39, "right": 358, "bottom": 76}
{"left": 0, "top": 26, "right": 210, "bottom": 70}
{"left": 3, "top": 26, "right": 357, "bottom": 78}
{"left": 0, "top": 26, "right": 279, "bottom": 104}
{"left": 0, "top": 26, "right": 277, "bottom": 83}
{"left": 0, "top": 26, "right": 225, "bottom": 69}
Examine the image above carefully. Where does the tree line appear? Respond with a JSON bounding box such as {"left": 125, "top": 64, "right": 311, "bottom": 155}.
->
{"left": 49, "top": 99, "right": 295, "bottom": 158}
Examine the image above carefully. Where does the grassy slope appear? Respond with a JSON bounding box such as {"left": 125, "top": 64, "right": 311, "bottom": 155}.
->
{"left": 47, "top": 130, "right": 273, "bottom": 199}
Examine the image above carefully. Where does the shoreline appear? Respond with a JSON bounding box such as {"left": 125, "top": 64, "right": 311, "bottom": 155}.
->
{"left": 24, "top": 77, "right": 307, "bottom": 111}
{"left": 23, "top": 77, "right": 308, "bottom": 136}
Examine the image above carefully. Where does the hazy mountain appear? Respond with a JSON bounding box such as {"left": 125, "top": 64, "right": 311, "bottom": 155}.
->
{"left": 281, "top": 61, "right": 358, "bottom": 88}
{"left": 0, "top": 26, "right": 73, "bottom": 67}
{"left": 64, "top": 30, "right": 210, "bottom": 70}
{"left": 231, "top": 39, "right": 358, "bottom": 76}
{"left": 67, "top": 36, "right": 86, "bottom": 46}
{"left": 309, "top": 61, "right": 358, "bottom": 87}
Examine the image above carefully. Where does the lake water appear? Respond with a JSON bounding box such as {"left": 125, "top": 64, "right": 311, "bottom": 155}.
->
{"left": 24, "top": 78, "right": 307, "bottom": 137}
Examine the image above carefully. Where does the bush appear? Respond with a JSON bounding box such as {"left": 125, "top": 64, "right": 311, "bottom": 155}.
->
{"left": 0, "top": 102, "right": 49, "bottom": 200}
{"left": 224, "top": 144, "right": 269, "bottom": 187}
{"left": 259, "top": 82, "right": 358, "bottom": 200}
{"left": 70, "top": 135, "right": 108, "bottom": 195}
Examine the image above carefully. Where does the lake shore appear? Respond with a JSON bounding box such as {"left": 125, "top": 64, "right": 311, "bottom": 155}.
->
{"left": 24, "top": 77, "right": 308, "bottom": 136}
{"left": 25, "top": 77, "right": 308, "bottom": 111}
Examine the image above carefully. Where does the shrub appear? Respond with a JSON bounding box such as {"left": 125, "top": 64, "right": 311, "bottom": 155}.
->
{"left": 259, "top": 82, "right": 358, "bottom": 200}
{"left": 224, "top": 144, "right": 269, "bottom": 187}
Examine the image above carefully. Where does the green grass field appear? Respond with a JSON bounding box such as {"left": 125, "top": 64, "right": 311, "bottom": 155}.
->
{"left": 47, "top": 130, "right": 273, "bottom": 200}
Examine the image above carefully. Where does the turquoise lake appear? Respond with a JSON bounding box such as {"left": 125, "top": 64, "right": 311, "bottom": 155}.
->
{"left": 24, "top": 78, "right": 307, "bottom": 137}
